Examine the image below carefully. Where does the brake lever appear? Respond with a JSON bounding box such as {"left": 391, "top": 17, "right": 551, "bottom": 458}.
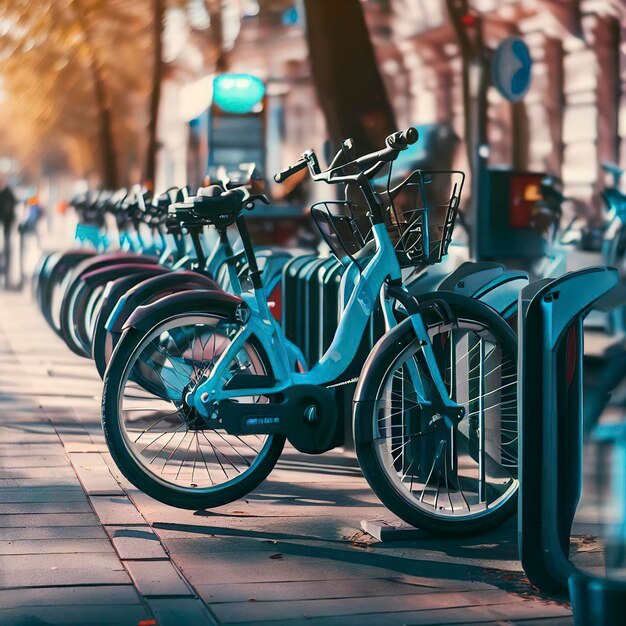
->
{"left": 246, "top": 193, "right": 270, "bottom": 209}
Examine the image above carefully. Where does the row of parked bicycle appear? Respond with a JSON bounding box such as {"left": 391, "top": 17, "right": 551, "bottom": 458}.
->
{"left": 32, "top": 127, "right": 624, "bottom": 537}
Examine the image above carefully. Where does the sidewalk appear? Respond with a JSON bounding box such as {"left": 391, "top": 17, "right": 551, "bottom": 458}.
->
{"left": 0, "top": 291, "right": 574, "bottom": 625}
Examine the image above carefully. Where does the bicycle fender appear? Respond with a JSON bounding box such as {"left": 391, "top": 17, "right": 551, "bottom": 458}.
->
{"left": 40, "top": 249, "right": 96, "bottom": 295}
{"left": 107, "top": 271, "right": 219, "bottom": 333}
{"left": 80, "top": 263, "right": 169, "bottom": 288}
{"left": 123, "top": 288, "right": 244, "bottom": 334}
{"left": 43, "top": 249, "right": 97, "bottom": 277}
{"left": 69, "top": 253, "right": 159, "bottom": 283}
{"left": 100, "top": 268, "right": 173, "bottom": 305}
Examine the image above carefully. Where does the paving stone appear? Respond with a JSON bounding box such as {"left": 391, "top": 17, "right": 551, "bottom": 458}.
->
{"left": 0, "top": 475, "right": 82, "bottom": 488}
{"left": 67, "top": 452, "right": 124, "bottom": 495}
{"left": 149, "top": 516, "right": 338, "bottom": 543}
{"left": 208, "top": 590, "right": 555, "bottom": 623}
{"left": 0, "top": 584, "right": 143, "bottom": 609}
{"left": 509, "top": 618, "right": 573, "bottom": 626}
{"left": 0, "top": 432, "right": 60, "bottom": 444}
{"left": 0, "top": 538, "right": 114, "bottom": 555}
{"left": 214, "top": 598, "right": 571, "bottom": 625}
{"left": 0, "top": 525, "right": 108, "bottom": 541}
{"left": 0, "top": 500, "right": 92, "bottom": 514}
{"left": 0, "top": 553, "right": 131, "bottom": 588}
{"left": 124, "top": 559, "right": 193, "bottom": 597}
{"left": 106, "top": 526, "right": 169, "bottom": 560}
{"left": 164, "top": 536, "right": 291, "bottom": 555}
{"left": 90, "top": 495, "right": 147, "bottom": 526}
{"left": 195, "top": 576, "right": 493, "bottom": 604}
{"left": 175, "top": 544, "right": 516, "bottom": 588}
{"left": 102, "top": 453, "right": 143, "bottom": 491}
{"left": 361, "top": 519, "right": 430, "bottom": 541}
{"left": 0, "top": 604, "right": 150, "bottom": 625}
{"left": 0, "top": 422, "right": 57, "bottom": 436}
{"left": 0, "top": 487, "right": 86, "bottom": 503}
{"left": 63, "top": 441, "right": 107, "bottom": 453}
{"left": 148, "top": 597, "right": 217, "bottom": 626}
{"left": 0, "top": 512, "right": 100, "bottom": 528}
{"left": 0, "top": 455, "right": 68, "bottom": 468}
{"left": 0, "top": 443, "right": 66, "bottom": 456}
{"left": 0, "top": 465, "right": 76, "bottom": 479}
{"left": 212, "top": 596, "right": 570, "bottom": 626}
{"left": 46, "top": 364, "right": 100, "bottom": 380}
{"left": 132, "top": 491, "right": 384, "bottom": 523}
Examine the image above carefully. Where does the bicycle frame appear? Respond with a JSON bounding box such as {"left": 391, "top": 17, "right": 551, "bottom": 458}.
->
{"left": 189, "top": 221, "right": 460, "bottom": 420}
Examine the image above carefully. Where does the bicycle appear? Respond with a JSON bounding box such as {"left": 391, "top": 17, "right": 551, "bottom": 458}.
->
{"left": 101, "top": 128, "right": 518, "bottom": 535}
{"left": 89, "top": 184, "right": 299, "bottom": 377}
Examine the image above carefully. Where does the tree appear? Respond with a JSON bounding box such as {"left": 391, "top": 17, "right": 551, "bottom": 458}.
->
{"left": 0, "top": 0, "right": 153, "bottom": 187}
{"left": 70, "top": 0, "right": 121, "bottom": 188}
{"left": 303, "top": 0, "right": 396, "bottom": 154}
{"left": 144, "top": 0, "right": 165, "bottom": 187}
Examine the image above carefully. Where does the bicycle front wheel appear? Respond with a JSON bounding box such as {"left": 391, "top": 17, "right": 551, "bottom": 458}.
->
{"left": 102, "top": 310, "right": 285, "bottom": 510}
{"left": 354, "top": 293, "right": 518, "bottom": 536}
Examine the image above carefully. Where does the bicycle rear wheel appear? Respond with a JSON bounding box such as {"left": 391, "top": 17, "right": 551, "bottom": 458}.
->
{"left": 354, "top": 293, "right": 518, "bottom": 536}
{"left": 102, "top": 309, "right": 285, "bottom": 509}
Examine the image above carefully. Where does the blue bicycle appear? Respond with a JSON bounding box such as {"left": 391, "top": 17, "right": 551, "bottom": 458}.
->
{"left": 102, "top": 128, "right": 518, "bottom": 535}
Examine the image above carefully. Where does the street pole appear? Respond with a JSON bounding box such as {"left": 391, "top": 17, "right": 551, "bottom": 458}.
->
{"left": 446, "top": 0, "right": 489, "bottom": 260}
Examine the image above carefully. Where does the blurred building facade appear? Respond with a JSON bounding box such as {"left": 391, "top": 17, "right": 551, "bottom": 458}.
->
{"left": 158, "top": 0, "right": 626, "bottom": 218}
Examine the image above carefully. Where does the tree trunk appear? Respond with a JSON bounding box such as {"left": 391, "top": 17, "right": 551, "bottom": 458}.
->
{"left": 204, "top": 0, "right": 227, "bottom": 71}
{"left": 303, "top": 0, "right": 396, "bottom": 154}
{"left": 91, "top": 61, "right": 118, "bottom": 189}
{"left": 144, "top": 0, "right": 165, "bottom": 188}
{"left": 72, "top": 0, "right": 118, "bottom": 189}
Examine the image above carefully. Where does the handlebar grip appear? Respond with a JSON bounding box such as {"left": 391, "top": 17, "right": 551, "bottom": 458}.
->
{"left": 386, "top": 127, "right": 419, "bottom": 150}
{"left": 401, "top": 127, "right": 419, "bottom": 145}
{"left": 274, "top": 158, "right": 307, "bottom": 183}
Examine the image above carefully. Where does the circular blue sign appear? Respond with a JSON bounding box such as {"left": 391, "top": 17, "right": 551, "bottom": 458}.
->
{"left": 213, "top": 74, "right": 265, "bottom": 114}
{"left": 491, "top": 37, "right": 532, "bottom": 103}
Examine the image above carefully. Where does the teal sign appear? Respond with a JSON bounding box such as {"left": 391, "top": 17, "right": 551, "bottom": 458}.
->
{"left": 213, "top": 74, "right": 265, "bottom": 114}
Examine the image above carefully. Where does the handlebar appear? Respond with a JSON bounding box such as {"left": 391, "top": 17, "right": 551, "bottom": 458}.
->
{"left": 274, "top": 157, "right": 308, "bottom": 184}
{"left": 274, "top": 127, "right": 419, "bottom": 186}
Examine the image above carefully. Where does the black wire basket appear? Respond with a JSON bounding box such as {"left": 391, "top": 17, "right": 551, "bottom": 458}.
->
{"left": 311, "top": 168, "right": 465, "bottom": 268}
{"left": 311, "top": 200, "right": 371, "bottom": 265}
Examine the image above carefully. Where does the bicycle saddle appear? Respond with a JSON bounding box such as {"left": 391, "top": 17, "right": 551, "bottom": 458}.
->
{"left": 120, "top": 189, "right": 151, "bottom": 221}
{"left": 146, "top": 191, "right": 174, "bottom": 223}
{"left": 191, "top": 187, "right": 245, "bottom": 227}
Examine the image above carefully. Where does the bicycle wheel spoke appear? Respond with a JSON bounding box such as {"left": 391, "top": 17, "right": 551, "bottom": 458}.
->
{"left": 175, "top": 432, "right": 196, "bottom": 481}
{"left": 199, "top": 431, "right": 231, "bottom": 478}
{"left": 161, "top": 430, "right": 190, "bottom": 474}
{"left": 210, "top": 430, "right": 252, "bottom": 467}
{"left": 370, "top": 316, "right": 518, "bottom": 522}
{"left": 131, "top": 408, "right": 184, "bottom": 444}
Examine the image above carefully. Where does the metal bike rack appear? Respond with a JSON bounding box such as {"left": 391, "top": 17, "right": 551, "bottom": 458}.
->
{"left": 565, "top": 422, "right": 626, "bottom": 624}
{"left": 282, "top": 254, "right": 318, "bottom": 353}
{"left": 517, "top": 267, "right": 621, "bottom": 607}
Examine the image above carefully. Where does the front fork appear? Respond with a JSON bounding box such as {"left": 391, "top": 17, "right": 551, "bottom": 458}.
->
{"left": 381, "top": 286, "right": 465, "bottom": 428}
